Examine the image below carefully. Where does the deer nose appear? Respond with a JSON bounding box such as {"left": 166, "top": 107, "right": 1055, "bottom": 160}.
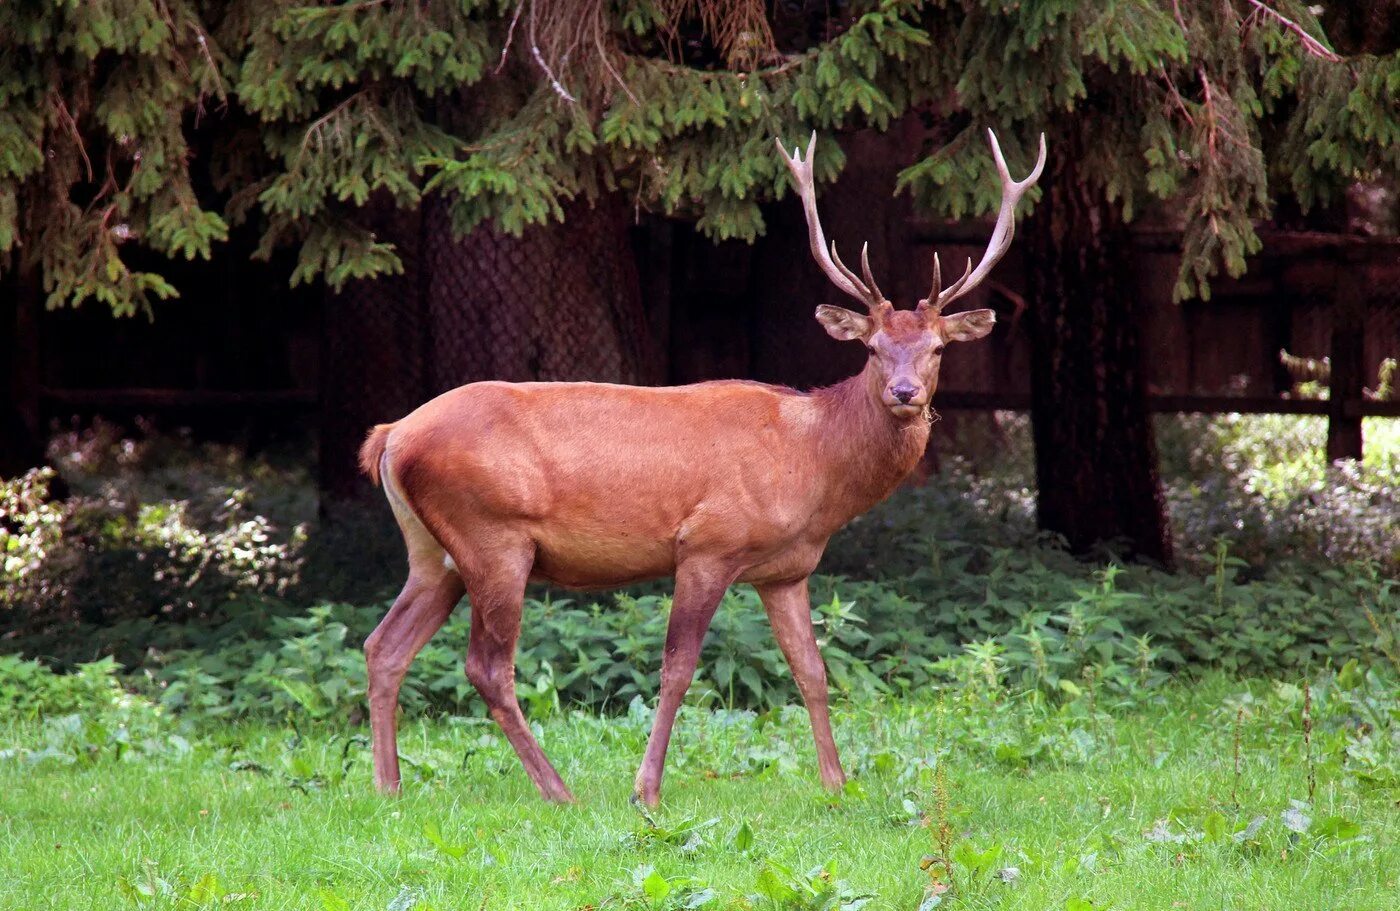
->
{"left": 890, "top": 383, "right": 918, "bottom": 404}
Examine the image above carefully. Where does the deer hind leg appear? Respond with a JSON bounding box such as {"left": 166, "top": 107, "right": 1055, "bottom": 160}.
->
{"left": 451, "top": 536, "right": 574, "bottom": 803}
{"left": 366, "top": 570, "right": 465, "bottom": 794}
{"left": 634, "top": 560, "right": 736, "bottom": 807}
{"left": 368, "top": 464, "right": 466, "bottom": 794}
{"left": 757, "top": 577, "right": 846, "bottom": 791}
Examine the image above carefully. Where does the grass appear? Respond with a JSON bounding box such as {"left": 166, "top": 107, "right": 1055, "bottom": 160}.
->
{"left": 2, "top": 678, "right": 1396, "bottom": 911}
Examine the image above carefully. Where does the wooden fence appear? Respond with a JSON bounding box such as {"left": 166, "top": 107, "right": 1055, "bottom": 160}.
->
{"left": 10, "top": 222, "right": 1400, "bottom": 464}
{"left": 915, "top": 226, "right": 1400, "bottom": 461}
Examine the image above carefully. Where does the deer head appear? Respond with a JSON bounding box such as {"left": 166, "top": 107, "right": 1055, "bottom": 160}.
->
{"left": 776, "top": 130, "right": 1047, "bottom": 418}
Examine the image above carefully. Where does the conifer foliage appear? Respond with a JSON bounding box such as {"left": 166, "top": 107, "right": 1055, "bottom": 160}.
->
{"left": 1, "top": 1, "right": 229, "bottom": 315}
{"left": 895, "top": 1, "right": 1398, "bottom": 300}
{"left": 3, "top": 2, "right": 1397, "bottom": 555}
{"left": 2, "top": 1, "right": 1394, "bottom": 316}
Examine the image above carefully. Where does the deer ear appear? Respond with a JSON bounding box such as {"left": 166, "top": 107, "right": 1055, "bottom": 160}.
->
{"left": 815, "top": 305, "right": 872, "bottom": 341}
{"left": 941, "top": 308, "right": 996, "bottom": 342}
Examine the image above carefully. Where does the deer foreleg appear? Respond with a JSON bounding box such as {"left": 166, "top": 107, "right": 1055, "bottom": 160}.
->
{"left": 634, "top": 561, "right": 735, "bottom": 807}
{"left": 757, "top": 577, "right": 846, "bottom": 790}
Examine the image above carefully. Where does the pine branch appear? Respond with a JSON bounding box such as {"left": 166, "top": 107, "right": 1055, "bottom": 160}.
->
{"left": 50, "top": 95, "right": 93, "bottom": 182}
{"left": 1241, "top": 0, "right": 1341, "bottom": 62}
{"left": 497, "top": 1, "right": 526, "bottom": 74}
{"left": 297, "top": 92, "right": 370, "bottom": 164}
{"left": 1157, "top": 66, "right": 1194, "bottom": 125}
{"left": 527, "top": 0, "right": 579, "bottom": 102}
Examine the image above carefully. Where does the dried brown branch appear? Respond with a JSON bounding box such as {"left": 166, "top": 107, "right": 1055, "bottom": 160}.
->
{"left": 1170, "top": 0, "right": 1190, "bottom": 41}
{"left": 1157, "top": 65, "right": 1195, "bottom": 125}
{"left": 191, "top": 29, "right": 229, "bottom": 108}
{"left": 297, "top": 92, "right": 367, "bottom": 163}
{"left": 496, "top": 1, "right": 526, "bottom": 75}
{"left": 527, "top": 0, "right": 583, "bottom": 102}
{"left": 656, "top": 0, "right": 779, "bottom": 71}
{"left": 1199, "top": 68, "right": 1217, "bottom": 155}
{"left": 1196, "top": 69, "right": 1249, "bottom": 152}
{"left": 989, "top": 280, "right": 1027, "bottom": 336}
{"left": 496, "top": 0, "right": 784, "bottom": 106}
{"left": 51, "top": 95, "right": 93, "bottom": 183}
{"left": 1241, "top": 0, "right": 1342, "bottom": 62}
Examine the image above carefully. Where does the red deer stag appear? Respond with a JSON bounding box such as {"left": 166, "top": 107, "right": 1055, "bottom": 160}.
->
{"left": 358, "top": 130, "right": 1046, "bottom": 804}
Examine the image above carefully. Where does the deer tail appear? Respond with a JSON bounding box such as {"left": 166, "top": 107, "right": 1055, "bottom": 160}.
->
{"left": 358, "top": 423, "right": 395, "bottom": 487}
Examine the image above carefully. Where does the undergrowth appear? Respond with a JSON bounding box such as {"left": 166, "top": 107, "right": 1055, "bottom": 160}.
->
{"left": 1, "top": 660, "right": 1396, "bottom": 910}
{"left": 0, "top": 553, "right": 1393, "bottom": 730}
{"left": 3, "top": 415, "right": 1398, "bottom": 722}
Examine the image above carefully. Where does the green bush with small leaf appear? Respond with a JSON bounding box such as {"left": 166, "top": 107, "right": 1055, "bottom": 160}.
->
{"left": 3, "top": 415, "right": 1397, "bottom": 728}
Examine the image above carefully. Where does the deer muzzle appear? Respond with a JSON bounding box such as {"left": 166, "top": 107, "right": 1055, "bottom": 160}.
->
{"left": 884, "top": 380, "right": 927, "bottom": 417}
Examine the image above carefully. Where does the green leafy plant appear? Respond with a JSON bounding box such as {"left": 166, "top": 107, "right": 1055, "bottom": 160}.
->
{"left": 3, "top": 424, "right": 307, "bottom": 636}
{"left": 0, "top": 655, "right": 132, "bottom": 720}
{"left": 753, "top": 859, "right": 872, "bottom": 911}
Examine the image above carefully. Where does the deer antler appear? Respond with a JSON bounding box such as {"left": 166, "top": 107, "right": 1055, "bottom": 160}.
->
{"left": 920, "top": 130, "right": 1047, "bottom": 315}
{"left": 775, "top": 133, "right": 886, "bottom": 312}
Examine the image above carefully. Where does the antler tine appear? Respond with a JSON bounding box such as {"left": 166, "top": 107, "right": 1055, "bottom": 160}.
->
{"left": 774, "top": 133, "right": 886, "bottom": 312}
{"left": 859, "top": 242, "right": 885, "bottom": 303}
{"left": 827, "top": 240, "right": 862, "bottom": 290}
{"left": 918, "top": 253, "right": 943, "bottom": 311}
{"left": 927, "top": 256, "right": 972, "bottom": 311}
{"left": 924, "top": 130, "right": 1047, "bottom": 314}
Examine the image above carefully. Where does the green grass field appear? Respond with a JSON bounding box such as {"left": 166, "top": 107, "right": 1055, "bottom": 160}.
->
{"left": 2, "top": 676, "right": 1396, "bottom": 911}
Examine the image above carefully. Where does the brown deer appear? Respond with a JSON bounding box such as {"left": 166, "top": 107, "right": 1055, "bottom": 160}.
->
{"left": 358, "top": 130, "right": 1046, "bottom": 805}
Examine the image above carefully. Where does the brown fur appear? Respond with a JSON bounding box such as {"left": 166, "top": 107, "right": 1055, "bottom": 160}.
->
{"left": 360, "top": 302, "right": 995, "bottom": 804}
{"left": 358, "top": 424, "right": 393, "bottom": 487}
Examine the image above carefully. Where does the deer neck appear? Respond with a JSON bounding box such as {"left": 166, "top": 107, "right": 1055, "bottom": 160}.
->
{"left": 811, "top": 363, "right": 929, "bottom": 524}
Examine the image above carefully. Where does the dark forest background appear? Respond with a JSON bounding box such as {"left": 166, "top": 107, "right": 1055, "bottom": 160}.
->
{"left": 3, "top": 8, "right": 1400, "bottom": 905}
{"left": 3, "top": 0, "right": 1398, "bottom": 596}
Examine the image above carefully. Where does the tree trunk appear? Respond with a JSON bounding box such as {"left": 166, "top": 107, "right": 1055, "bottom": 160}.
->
{"left": 1, "top": 269, "right": 46, "bottom": 480}
{"left": 320, "top": 195, "right": 430, "bottom": 500}
{"left": 320, "top": 193, "right": 661, "bottom": 500}
{"left": 1326, "top": 254, "right": 1365, "bottom": 462}
{"left": 1023, "top": 130, "right": 1173, "bottom": 566}
{"left": 423, "top": 193, "right": 660, "bottom": 391}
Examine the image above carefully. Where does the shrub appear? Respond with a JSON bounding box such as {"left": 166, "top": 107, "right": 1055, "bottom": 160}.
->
{"left": 870, "top": 411, "right": 1400, "bottom": 572}
{"left": 5, "top": 414, "right": 1396, "bottom": 722}
{"left": 145, "top": 590, "right": 904, "bottom": 721}
{"left": 0, "top": 655, "right": 185, "bottom": 766}
{"left": 0, "top": 655, "right": 133, "bottom": 720}
{"left": 1, "top": 423, "right": 307, "bottom": 635}
{"left": 125, "top": 551, "right": 1396, "bottom": 723}
{"left": 0, "top": 467, "right": 66, "bottom": 609}
{"left": 1161, "top": 414, "right": 1400, "bottom": 570}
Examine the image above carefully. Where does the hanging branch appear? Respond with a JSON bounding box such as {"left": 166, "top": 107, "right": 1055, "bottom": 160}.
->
{"left": 50, "top": 95, "right": 94, "bottom": 182}
{"left": 496, "top": 0, "right": 526, "bottom": 74}
{"left": 498, "top": 0, "right": 784, "bottom": 105}
{"left": 1157, "top": 65, "right": 1195, "bottom": 125}
{"left": 1241, "top": 0, "right": 1342, "bottom": 62}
